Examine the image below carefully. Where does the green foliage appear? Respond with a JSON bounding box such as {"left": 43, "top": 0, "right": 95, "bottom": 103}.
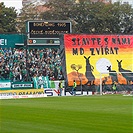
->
{"left": 0, "top": 2, "right": 17, "bottom": 33}
{"left": 40, "top": 0, "right": 133, "bottom": 34}
{"left": 18, "top": 3, "right": 41, "bottom": 33}
{"left": 0, "top": 0, "right": 133, "bottom": 34}
{"left": 0, "top": 95, "right": 132, "bottom": 133}
{"left": 9, "top": 0, "right": 133, "bottom": 34}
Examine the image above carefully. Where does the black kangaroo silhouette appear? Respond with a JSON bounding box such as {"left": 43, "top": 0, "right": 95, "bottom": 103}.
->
{"left": 117, "top": 60, "right": 133, "bottom": 84}
{"left": 84, "top": 56, "right": 95, "bottom": 85}
{"left": 107, "top": 65, "right": 118, "bottom": 83}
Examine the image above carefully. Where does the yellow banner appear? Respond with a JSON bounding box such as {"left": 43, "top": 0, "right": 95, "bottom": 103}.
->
{"left": 62, "top": 34, "right": 133, "bottom": 86}
{"left": 0, "top": 89, "right": 44, "bottom": 95}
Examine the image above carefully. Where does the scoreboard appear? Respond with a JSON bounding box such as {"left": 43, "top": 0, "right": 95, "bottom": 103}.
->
{"left": 28, "top": 39, "right": 60, "bottom": 45}
{"left": 27, "top": 20, "right": 72, "bottom": 45}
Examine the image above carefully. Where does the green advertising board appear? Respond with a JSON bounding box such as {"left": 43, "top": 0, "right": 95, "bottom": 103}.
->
{"left": 0, "top": 34, "right": 60, "bottom": 48}
{"left": 0, "top": 33, "right": 61, "bottom": 48}
{"left": 0, "top": 34, "right": 25, "bottom": 48}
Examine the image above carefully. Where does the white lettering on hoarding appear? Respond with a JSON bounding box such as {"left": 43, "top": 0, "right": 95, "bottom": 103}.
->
{"left": 12, "top": 84, "right": 33, "bottom": 88}
{"left": 0, "top": 39, "right": 7, "bottom": 45}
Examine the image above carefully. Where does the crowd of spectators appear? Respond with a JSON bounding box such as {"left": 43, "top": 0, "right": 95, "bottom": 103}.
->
{"left": 0, "top": 47, "right": 64, "bottom": 82}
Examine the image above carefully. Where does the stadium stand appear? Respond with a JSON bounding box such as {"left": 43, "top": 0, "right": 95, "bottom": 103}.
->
{"left": 0, "top": 47, "right": 64, "bottom": 82}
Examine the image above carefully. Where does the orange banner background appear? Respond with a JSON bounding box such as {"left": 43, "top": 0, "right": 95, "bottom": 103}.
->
{"left": 63, "top": 34, "right": 133, "bottom": 86}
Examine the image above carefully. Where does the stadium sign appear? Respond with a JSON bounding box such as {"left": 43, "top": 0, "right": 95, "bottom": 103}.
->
{"left": 0, "top": 34, "right": 25, "bottom": 48}
{"left": 12, "top": 82, "right": 33, "bottom": 89}
{"left": 0, "top": 39, "right": 7, "bottom": 45}
{"left": 0, "top": 80, "right": 11, "bottom": 89}
{"left": 27, "top": 20, "right": 72, "bottom": 39}
{"left": 28, "top": 38, "right": 60, "bottom": 45}
{"left": 0, "top": 89, "right": 44, "bottom": 96}
{"left": 0, "top": 82, "right": 11, "bottom": 88}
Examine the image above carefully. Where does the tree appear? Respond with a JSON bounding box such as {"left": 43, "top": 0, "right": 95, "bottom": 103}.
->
{"left": 41, "top": 0, "right": 75, "bottom": 20}
{"left": 117, "top": 2, "right": 133, "bottom": 34}
{"left": 40, "top": 0, "right": 133, "bottom": 34}
{"left": 18, "top": 3, "right": 47, "bottom": 33}
{"left": 0, "top": 2, "right": 17, "bottom": 33}
{"left": 18, "top": 0, "right": 133, "bottom": 34}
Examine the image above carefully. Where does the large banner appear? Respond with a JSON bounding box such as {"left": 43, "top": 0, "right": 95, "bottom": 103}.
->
{"left": 60, "top": 34, "right": 133, "bottom": 92}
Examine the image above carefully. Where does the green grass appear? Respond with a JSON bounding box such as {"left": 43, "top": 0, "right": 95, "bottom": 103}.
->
{"left": 0, "top": 95, "right": 132, "bottom": 133}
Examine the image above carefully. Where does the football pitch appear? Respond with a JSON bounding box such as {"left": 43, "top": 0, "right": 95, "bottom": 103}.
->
{"left": 0, "top": 95, "right": 132, "bottom": 133}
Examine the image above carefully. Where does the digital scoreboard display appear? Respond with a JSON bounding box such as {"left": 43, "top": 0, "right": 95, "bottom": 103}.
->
{"left": 27, "top": 20, "right": 72, "bottom": 39}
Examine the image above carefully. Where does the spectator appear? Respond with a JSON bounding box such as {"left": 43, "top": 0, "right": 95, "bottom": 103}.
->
{"left": 1, "top": 47, "right": 64, "bottom": 82}
{"left": 58, "top": 80, "right": 63, "bottom": 96}
{"left": 72, "top": 80, "right": 77, "bottom": 96}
